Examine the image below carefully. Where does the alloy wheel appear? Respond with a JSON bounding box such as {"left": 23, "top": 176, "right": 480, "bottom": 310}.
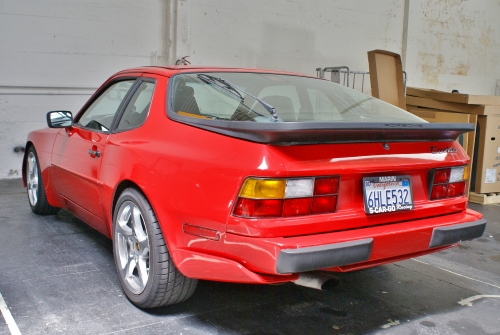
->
{"left": 27, "top": 151, "right": 38, "bottom": 206}
{"left": 115, "top": 200, "right": 150, "bottom": 294}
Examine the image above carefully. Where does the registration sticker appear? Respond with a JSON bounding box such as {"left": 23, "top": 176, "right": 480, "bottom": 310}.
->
{"left": 363, "top": 175, "right": 414, "bottom": 214}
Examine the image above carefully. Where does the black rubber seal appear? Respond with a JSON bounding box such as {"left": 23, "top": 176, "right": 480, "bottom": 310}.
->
{"left": 428, "top": 219, "right": 487, "bottom": 248}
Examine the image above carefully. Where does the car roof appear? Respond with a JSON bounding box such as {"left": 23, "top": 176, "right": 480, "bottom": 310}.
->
{"left": 113, "top": 66, "right": 315, "bottom": 78}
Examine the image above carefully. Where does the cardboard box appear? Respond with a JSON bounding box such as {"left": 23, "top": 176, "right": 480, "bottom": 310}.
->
{"left": 407, "top": 87, "right": 500, "bottom": 106}
{"left": 472, "top": 114, "right": 500, "bottom": 193}
{"left": 406, "top": 107, "right": 473, "bottom": 153}
{"left": 406, "top": 96, "right": 500, "bottom": 115}
{"left": 367, "top": 50, "right": 406, "bottom": 109}
{"left": 407, "top": 106, "right": 477, "bottom": 195}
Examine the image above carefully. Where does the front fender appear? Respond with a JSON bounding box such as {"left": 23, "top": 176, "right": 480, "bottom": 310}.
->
{"left": 24, "top": 128, "right": 63, "bottom": 208}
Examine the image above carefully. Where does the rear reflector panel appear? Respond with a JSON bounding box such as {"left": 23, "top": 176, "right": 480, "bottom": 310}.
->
{"left": 234, "top": 198, "right": 283, "bottom": 217}
{"left": 447, "top": 181, "right": 466, "bottom": 197}
{"left": 433, "top": 169, "right": 451, "bottom": 184}
{"left": 283, "top": 198, "right": 313, "bottom": 217}
{"left": 431, "top": 185, "right": 448, "bottom": 200}
{"left": 312, "top": 195, "right": 337, "bottom": 214}
{"left": 314, "top": 177, "right": 340, "bottom": 195}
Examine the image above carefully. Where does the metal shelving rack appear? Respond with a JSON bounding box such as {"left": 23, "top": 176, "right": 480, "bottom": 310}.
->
{"left": 316, "top": 66, "right": 407, "bottom": 94}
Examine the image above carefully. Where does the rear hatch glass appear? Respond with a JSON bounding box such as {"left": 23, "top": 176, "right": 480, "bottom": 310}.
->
{"left": 166, "top": 72, "right": 473, "bottom": 145}
{"left": 169, "top": 72, "right": 424, "bottom": 123}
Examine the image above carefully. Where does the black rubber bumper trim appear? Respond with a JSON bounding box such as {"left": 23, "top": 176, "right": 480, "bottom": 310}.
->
{"left": 428, "top": 219, "right": 487, "bottom": 249}
{"left": 276, "top": 238, "right": 373, "bottom": 274}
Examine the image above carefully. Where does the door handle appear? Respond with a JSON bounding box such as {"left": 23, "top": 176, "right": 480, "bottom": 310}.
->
{"left": 88, "top": 149, "right": 101, "bottom": 157}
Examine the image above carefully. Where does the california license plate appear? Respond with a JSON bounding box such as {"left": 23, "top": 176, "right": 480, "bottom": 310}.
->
{"left": 363, "top": 175, "right": 414, "bottom": 214}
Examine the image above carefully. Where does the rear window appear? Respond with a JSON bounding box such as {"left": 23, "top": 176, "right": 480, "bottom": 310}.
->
{"left": 168, "top": 72, "right": 425, "bottom": 123}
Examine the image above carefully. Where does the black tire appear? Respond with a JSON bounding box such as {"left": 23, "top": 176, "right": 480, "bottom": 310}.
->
{"left": 112, "top": 188, "right": 197, "bottom": 308}
{"left": 25, "top": 146, "right": 58, "bottom": 215}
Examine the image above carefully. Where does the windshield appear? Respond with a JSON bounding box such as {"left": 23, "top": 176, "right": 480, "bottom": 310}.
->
{"left": 169, "top": 72, "right": 425, "bottom": 123}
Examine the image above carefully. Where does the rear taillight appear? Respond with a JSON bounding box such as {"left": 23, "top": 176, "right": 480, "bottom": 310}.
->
{"left": 430, "top": 166, "right": 468, "bottom": 200}
{"left": 233, "top": 176, "right": 340, "bottom": 218}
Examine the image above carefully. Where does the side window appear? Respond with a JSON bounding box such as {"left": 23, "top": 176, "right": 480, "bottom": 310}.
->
{"left": 117, "top": 81, "right": 155, "bottom": 131}
{"left": 77, "top": 80, "right": 135, "bottom": 132}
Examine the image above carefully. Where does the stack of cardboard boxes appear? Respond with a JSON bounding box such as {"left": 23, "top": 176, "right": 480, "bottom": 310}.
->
{"left": 366, "top": 49, "right": 500, "bottom": 203}
{"left": 406, "top": 88, "right": 500, "bottom": 204}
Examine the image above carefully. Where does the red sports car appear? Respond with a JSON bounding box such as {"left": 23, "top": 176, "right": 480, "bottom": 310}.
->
{"left": 23, "top": 66, "right": 486, "bottom": 308}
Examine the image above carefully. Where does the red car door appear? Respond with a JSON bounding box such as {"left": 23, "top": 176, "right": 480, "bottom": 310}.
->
{"left": 51, "top": 79, "right": 137, "bottom": 231}
{"left": 51, "top": 127, "right": 108, "bottom": 219}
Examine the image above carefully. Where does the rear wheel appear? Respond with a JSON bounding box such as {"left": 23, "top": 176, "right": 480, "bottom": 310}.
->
{"left": 25, "top": 147, "right": 58, "bottom": 215}
{"left": 113, "top": 188, "right": 197, "bottom": 308}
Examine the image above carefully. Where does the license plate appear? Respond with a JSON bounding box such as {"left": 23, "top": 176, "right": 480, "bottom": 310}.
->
{"left": 363, "top": 175, "right": 414, "bottom": 214}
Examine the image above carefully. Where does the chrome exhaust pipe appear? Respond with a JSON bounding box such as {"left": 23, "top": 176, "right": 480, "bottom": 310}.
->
{"left": 293, "top": 272, "right": 340, "bottom": 291}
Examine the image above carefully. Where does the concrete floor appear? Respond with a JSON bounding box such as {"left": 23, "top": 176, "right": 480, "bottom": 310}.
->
{"left": 0, "top": 178, "right": 499, "bottom": 335}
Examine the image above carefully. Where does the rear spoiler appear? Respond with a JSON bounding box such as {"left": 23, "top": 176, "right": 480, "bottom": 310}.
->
{"left": 169, "top": 117, "right": 474, "bottom": 145}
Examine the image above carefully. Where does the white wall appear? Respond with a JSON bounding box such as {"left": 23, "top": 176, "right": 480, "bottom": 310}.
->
{"left": 405, "top": 0, "right": 500, "bottom": 94}
{"left": 174, "top": 0, "right": 405, "bottom": 75}
{"left": 1, "top": 0, "right": 500, "bottom": 178}
{"left": 0, "top": 0, "right": 169, "bottom": 178}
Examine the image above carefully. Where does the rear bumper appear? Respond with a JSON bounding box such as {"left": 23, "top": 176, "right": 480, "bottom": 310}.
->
{"left": 173, "top": 209, "right": 485, "bottom": 282}
{"left": 276, "top": 218, "right": 486, "bottom": 274}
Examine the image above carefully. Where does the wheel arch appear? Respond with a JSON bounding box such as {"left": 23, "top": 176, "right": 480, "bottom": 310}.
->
{"left": 110, "top": 180, "right": 156, "bottom": 238}
{"left": 109, "top": 179, "right": 183, "bottom": 269}
{"left": 112, "top": 180, "right": 139, "bottom": 220}
{"left": 110, "top": 178, "right": 198, "bottom": 307}
{"left": 22, "top": 141, "right": 34, "bottom": 187}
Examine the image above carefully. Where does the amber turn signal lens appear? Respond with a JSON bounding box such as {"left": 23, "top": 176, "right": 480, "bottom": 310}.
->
{"left": 463, "top": 165, "right": 469, "bottom": 181}
{"left": 239, "top": 179, "right": 286, "bottom": 199}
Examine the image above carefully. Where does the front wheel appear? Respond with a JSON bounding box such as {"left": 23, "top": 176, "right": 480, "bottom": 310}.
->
{"left": 113, "top": 188, "right": 197, "bottom": 308}
{"left": 25, "top": 147, "right": 58, "bottom": 215}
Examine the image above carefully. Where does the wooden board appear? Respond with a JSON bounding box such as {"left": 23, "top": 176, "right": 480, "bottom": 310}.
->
{"left": 467, "top": 113, "right": 478, "bottom": 163}
{"left": 407, "top": 87, "right": 500, "bottom": 106}
{"left": 469, "top": 192, "right": 500, "bottom": 205}
{"left": 367, "top": 50, "right": 406, "bottom": 110}
{"left": 467, "top": 114, "right": 478, "bottom": 197}
{"left": 406, "top": 96, "right": 500, "bottom": 115}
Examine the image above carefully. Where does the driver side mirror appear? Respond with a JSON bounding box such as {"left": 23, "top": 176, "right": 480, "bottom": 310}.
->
{"left": 47, "top": 111, "right": 73, "bottom": 128}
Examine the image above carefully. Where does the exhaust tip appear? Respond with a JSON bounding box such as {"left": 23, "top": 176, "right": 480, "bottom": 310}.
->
{"left": 293, "top": 272, "right": 341, "bottom": 291}
{"left": 321, "top": 277, "right": 341, "bottom": 291}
